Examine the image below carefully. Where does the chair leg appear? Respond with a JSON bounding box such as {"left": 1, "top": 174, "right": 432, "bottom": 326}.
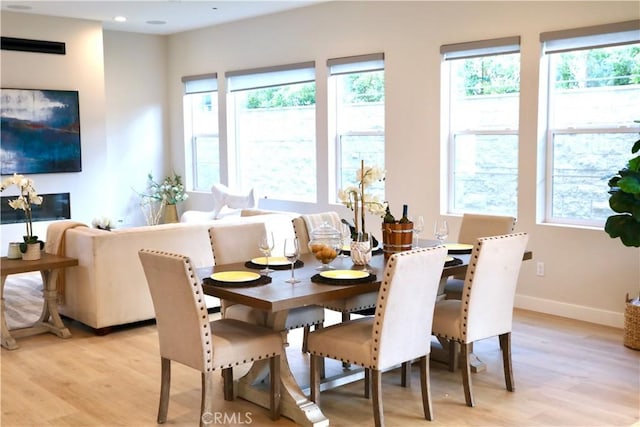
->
{"left": 158, "top": 357, "right": 171, "bottom": 424}
{"left": 222, "top": 367, "right": 234, "bottom": 401}
{"left": 419, "top": 356, "right": 434, "bottom": 421}
{"left": 270, "top": 355, "right": 281, "bottom": 420}
{"left": 460, "top": 342, "right": 475, "bottom": 407}
{"left": 342, "top": 312, "right": 352, "bottom": 369}
{"left": 499, "top": 332, "right": 515, "bottom": 392}
{"left": 200, "top": 372, "right": 215, "bottom": 427}
{"left": 371, "top": 369, "right": 384, "bottom": 427}
{"left": 310, "top": 354, "right": 321, "bottom": 404}
{"left": 401, "top": 361, "right": 411, "bottom": 387}
{"left": 302, "top": 325, "right": 310, "bottom": 353}
{"left": 364, "top": 368, "right": 371, "bottom": 399}
{"left": 448, "top": 340, "right": 459, "bottom": 372}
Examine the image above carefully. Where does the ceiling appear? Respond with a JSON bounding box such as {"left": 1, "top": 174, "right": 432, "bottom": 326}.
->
{"left": 1, "top": 1, "right": 324, "bottom": 35}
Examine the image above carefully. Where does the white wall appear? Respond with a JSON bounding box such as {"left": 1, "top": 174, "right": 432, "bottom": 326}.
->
{"left": 1, "top": 12, "right": 107, "bottom": 248}
{"left": 103, "top": 31, "right": 168, "bottom": 227}
{"left": 166, "top": 1, "right": 640, "bottom": 328}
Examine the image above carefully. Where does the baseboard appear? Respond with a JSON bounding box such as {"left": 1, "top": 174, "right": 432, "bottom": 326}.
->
{"left": 515, "top": 294, "right": 624, "bottom": 329}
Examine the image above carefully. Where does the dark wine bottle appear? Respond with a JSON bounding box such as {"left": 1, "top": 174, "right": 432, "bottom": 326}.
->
{"left": 383, "top": 204, "right": 396, "bottom": 223}
{"left": 399, "top": 204, "right": 410, "bottom": 223}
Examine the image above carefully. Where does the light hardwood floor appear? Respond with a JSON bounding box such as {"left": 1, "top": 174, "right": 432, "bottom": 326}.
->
{"left": 2, "top": 308, "right": 639, "bottom": 426}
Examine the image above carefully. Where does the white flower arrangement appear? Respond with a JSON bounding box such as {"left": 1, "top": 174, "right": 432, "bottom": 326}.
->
{"left": 91, "top": 216, "right": 114, "bottom": 231}
{"left": 145, "top": 173, "right": 188, "bottom": 205}
{"left": 0, "top": 173, "right": 44, "bottom": 251}
{"left": 337, "top": 161, "right": 386, "bottom": 237}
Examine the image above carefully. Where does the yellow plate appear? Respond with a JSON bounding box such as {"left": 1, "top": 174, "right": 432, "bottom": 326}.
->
{"left": 444, "top": 243, "right": 473, "bottom": 251}
{"left": 445, "top": 256, "right": 454, "bottom": 262}
{"left": 320, "top": 270, "right": 369, "bottom": 280}
{"left": 211, "top": 271, "right": 261, "bottom": 282}
{"left": 251, "top": 256, "right": 290, "bottom": 266}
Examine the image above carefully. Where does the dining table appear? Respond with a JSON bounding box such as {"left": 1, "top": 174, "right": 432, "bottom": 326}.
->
{"left": 199, "top": 247, "right": 532, "bottom": 426}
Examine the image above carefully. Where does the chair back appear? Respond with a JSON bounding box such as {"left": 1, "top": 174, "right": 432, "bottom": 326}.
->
{"left": 458, "top": 213, "right": 516, "bottom": 244}
{"left": 138, "top": 249, "right": 213, "bottom": 373}
{"left": 454, "top": 213, "right": 516, "bottom": 280}
{"left": 209, "top": 222, "right": 267, "bottom": 264}
{"left": 461, "top": 233, "right": 529, "bottom": 343}
{"left": 373, "top": 246, "right": 448, "bottom": 369}
{"left": 293, "top": 211, "right": 342, "bottom": 254}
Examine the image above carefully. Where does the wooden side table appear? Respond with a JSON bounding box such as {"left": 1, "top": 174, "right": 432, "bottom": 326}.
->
{"left": 1, "top": 253, "right": 78, "bottom": 350}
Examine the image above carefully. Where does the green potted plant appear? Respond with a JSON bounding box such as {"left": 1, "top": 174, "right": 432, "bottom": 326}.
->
{"left": 605, "top": 125, "right": 640, "bottom": 350}
{"left": 605, "top": 130, "right": 640, "bottom": 247}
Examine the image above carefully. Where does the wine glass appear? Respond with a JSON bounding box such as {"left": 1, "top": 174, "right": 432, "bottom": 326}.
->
{"left": 412, "top": 215, "right": 425, "bottom": 248}
{"left": 258, "top": 232, "right": 275, "bottom": 274}
{"left": 434, "top": 219, "right": 449, "bottom": 245}
{"left": 339, "top": 223, "right": 351, "bottom": 258}
{"left": 284, "top": 238, "right": 300, "bottom": 284}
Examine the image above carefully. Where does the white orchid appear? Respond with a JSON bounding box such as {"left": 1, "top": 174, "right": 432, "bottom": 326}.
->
{"left": 92, "top": 216, "right": 114, "bottom": 231}
{"left": 1, "top": 173, "right": 44, "bottom": 247}
{"left": 338, "top": 161, "right": 386, "bottom": 237}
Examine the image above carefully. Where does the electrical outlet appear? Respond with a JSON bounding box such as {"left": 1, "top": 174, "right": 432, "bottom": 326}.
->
{"left": 536, "top": 261, "right": 544, "bottom": 277}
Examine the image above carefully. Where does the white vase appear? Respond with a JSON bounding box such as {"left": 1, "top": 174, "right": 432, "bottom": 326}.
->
{"left": 350, "top": 240, "right": 372, "bottom": 266}
{"left": 21, "top": 243, "right": 41, "bottom": 261}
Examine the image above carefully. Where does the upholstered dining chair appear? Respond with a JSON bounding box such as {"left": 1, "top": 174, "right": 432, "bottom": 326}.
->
{"left": 307, "top": 246, "right": 448, "bottom": 427}
{"left": 138, "top": 249, "right": 282, "bottom": 426}
{"left": 432, "top": 233, "right": 529, "bottom": 407}
{"left": 293, "top": 212, "right": 378, "bottom": 320}
{"left": 444, "top": 213, "right": 516, "bottom": 300}
{"left": 208, "top": 222, "right": 325, "bottom": 352}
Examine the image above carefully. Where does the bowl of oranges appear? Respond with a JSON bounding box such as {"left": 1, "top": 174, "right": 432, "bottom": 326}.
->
{"left": 308, "top": 222, "right": 342, "bottom": 270}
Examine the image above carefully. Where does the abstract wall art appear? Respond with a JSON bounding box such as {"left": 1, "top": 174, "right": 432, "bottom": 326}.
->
{"left": 1, "top": 88, "right": 81, "bottom": 175}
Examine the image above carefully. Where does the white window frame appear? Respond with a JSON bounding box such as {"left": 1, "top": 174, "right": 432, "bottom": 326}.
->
{"left": 182, "top": 73, "right": 219, "bottom": 192}
{"left": 540, "top": 20, "right": 640, "bottom": 226}
{"left": 441, "top": 36, "right": 521, "bottom": 217}
{"left": 328, "top": 53, "right": 385, "bottom": 203}
{"left": 225, "top": 62, "right": 316, "bottom": 200}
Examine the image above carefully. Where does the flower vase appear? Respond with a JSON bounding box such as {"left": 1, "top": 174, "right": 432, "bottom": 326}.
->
{"left": 350, "top": 240, "right": 372, "bottom": 266}
{"left": 21, "top": 243, "right": 41, "bottom": 261}
{"left": 164, "top": 204, "right": 179, "bottom": 224}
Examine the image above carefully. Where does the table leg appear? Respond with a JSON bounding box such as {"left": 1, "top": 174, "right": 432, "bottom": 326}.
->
{"left": 234, "top": 311, "right": 329, "bottom": 427}
{"left": 37, "top": 270, "right": 71, "bottom": 338}
{"left": 0, "top": 275, "right": 19, "bottom": 350}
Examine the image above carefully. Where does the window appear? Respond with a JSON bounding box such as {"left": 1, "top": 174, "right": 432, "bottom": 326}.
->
{"left": 442, "top": 37, "right": 521, "bottom": 217}
{"left": 541, "top": 20, "right": 640, "bottom": 226}
{"left": 226, "top": 62, "right": 316, "bottom": 202}
{"left": 182, "top": 74, "right": 219, "bottom": 191}
{"left": 328, "top": 53, "right": 385, "bottom": 201}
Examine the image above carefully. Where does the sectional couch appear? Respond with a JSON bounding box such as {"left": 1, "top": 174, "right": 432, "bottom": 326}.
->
{"left": 59, "top": 210, "right": 296, "bottom": 333}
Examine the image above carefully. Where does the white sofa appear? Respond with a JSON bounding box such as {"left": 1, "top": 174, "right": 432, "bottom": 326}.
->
{"left": 59, "top": 210, "right": 296, "bottom": 333}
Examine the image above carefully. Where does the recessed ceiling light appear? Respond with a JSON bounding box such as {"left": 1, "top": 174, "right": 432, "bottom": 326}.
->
{"left": 114, "top": 16, "right": 127, "bottom": 23}
{"left": 6, "top": 4, "right": 32, "bottom": 10}
{"left": 146, "top": 20, "right": 166, "bottom": 25}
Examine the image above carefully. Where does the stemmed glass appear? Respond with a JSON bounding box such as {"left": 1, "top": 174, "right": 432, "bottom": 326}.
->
{"left": 434, "top": 219, "right": 449, "bottom": 245}
{"left": 284, "top": 238, "right": 300, "bottom": 284}
{"left": 258, "top": 232, "right": 275, "bottom": 274}
{"left": 339, "top": 223, "right": 351, "bottom": 258}
{"left": 412, "top": 215, "right": 425, "bottom": 248}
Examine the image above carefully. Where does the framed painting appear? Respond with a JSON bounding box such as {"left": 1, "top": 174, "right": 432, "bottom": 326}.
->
{"left": 1, "top": 88, "right": 81, "bottom": 175}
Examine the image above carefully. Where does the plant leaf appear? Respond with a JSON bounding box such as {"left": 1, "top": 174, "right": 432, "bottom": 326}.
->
{"left": 605, "top": 214, "right": 640, "bottom": 247}
{"left": 609, "top": 189, "right": 637, "bottom": 213}
{"left": 618, "top": 173, "right": 640, "bottom": 195}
